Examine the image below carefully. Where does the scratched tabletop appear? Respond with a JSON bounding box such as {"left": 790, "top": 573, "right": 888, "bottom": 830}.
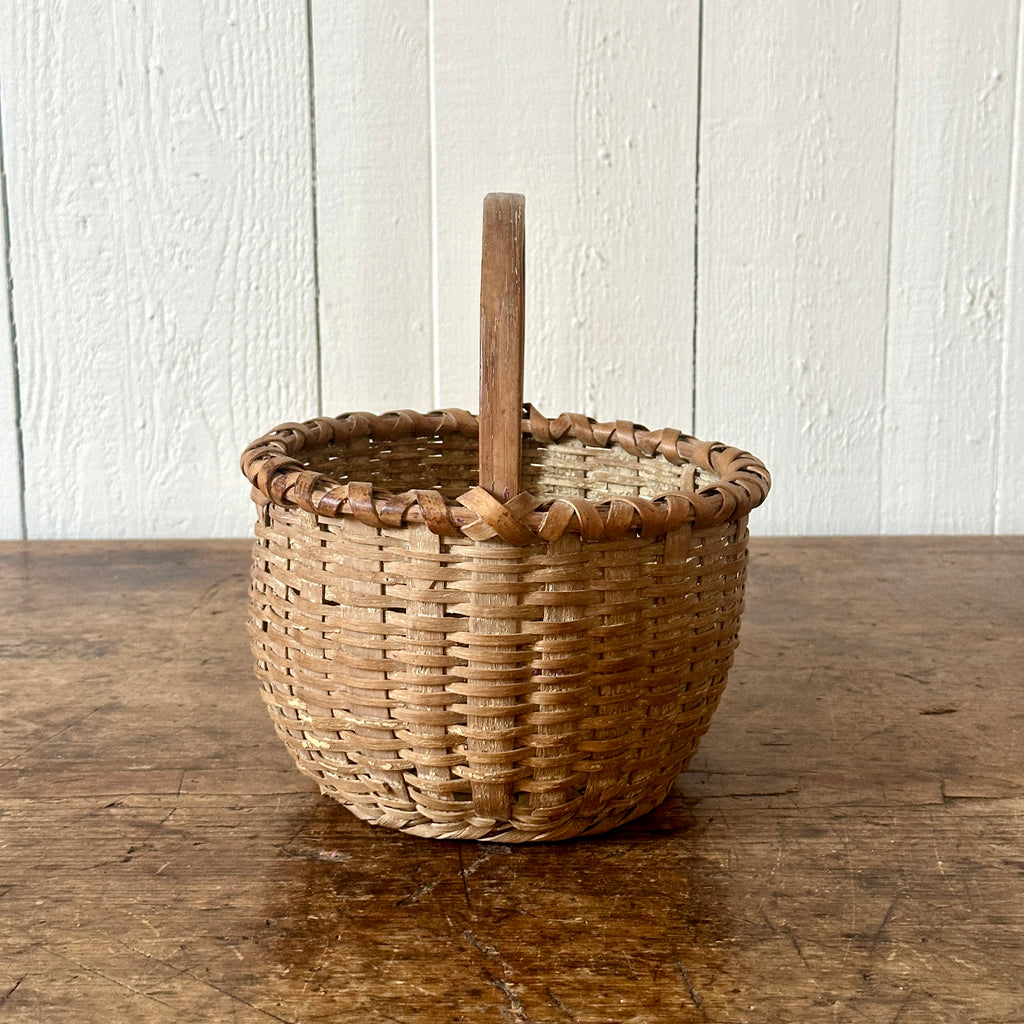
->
{"left": 1, "top": 538, "right": 1021, "bottom": 1023}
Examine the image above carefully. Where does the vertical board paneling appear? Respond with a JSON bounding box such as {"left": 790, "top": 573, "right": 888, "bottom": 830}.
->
{"left": 697, "top": 0, "right": 899, "bottom": 535}
{"left": 313, "top": 2, "right": 434, "bottom": 415}
{"left": 882, "top": 0, "right": 1020, "bottom": 533}
{"left": 0, "top": 121, "right": 21, "bottom": 538}
{"left": 0, "top": 1, "right": 317, "bottom": 538}
{"left": 997, "top": 5, "right": 1024, "bottom": 533}
{"left": 432, "top": 0, "right": 699, "bottom": 429}
{"left": 0, "top": 0, "right": 1020, "bottom": 539}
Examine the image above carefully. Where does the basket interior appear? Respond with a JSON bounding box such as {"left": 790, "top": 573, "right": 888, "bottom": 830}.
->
{"left": 301, "top": 433, "right": 718, "bottom": 501}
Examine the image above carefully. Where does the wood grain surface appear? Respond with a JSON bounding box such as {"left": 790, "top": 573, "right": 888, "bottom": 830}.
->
{"left": 478, "top": 193, "right": 526, "bottom": 502}
{"left": 1, "top": 537, "right": 1021, "bottom": 1022}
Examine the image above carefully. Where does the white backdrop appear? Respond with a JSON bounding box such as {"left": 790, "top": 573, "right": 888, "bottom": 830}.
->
{"left": 1, "top": 0, "right": 1021, "bottom": 538}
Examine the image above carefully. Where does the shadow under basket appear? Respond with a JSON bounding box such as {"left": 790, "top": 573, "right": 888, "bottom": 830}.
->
{"left": 241, "top": 405, "right": 770, "bottom": 842}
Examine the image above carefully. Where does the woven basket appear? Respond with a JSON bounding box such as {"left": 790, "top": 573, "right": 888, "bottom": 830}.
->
{"left": 241, "top": 195, "right": 770, "bottom": 841}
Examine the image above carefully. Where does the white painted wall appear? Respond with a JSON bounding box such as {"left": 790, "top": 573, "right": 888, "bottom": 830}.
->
{"left": 0, "top": 0, "right": 1020, "bottom": 538}
{"left": 0, "top": 0, "right": 318, "bottom": 539}
{"left": 697, "top": 1, "right": 898, "bottom": 535}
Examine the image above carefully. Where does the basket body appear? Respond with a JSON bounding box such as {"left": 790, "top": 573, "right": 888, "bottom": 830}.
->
{"left": 244, "top": 411, "right": 765, "bottom": 841}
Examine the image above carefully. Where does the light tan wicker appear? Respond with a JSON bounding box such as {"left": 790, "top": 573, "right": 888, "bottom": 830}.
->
{"left": 241, "top": 195, "right": 770, "bottom": 841}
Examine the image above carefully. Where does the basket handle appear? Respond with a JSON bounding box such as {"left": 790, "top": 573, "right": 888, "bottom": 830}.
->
{"left": 478, "top": 192, "right": 525, "bottom": 501}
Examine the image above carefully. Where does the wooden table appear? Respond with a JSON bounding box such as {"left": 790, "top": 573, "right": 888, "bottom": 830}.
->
{"left": 1, "top": 538, "right": 1021, "bottom": 1023}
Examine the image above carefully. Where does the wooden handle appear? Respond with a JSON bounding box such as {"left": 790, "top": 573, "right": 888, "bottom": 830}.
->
{"left": 478, "top": 192, "right": 525, "bottom": 501}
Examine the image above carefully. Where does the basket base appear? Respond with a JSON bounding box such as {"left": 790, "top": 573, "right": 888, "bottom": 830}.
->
{"left": 312, "top": 767, "right": 690, "bottom": 843}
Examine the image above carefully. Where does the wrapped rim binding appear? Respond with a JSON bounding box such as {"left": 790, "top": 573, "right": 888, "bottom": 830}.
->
{"left": 240, "top": 404, "right": 771, "bottom": 545}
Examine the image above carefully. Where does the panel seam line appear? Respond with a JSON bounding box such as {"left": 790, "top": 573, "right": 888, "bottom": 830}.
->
{"left": 994, "top": 0, "right": 1024, "bottom": 532}
{"left": 879, "top": 0, "right": 903, "bottom": 532}
{"left": 0, "top": 86, "right": 27, "bottom": 538}
{"left": 428, "top": 0, "right": 441, "bottom": 409}
{"left": 691, "top": 0, "right": 704, "bottom": 437}
{"left": 306, "top": 0, "right": 324, "bottom": 416}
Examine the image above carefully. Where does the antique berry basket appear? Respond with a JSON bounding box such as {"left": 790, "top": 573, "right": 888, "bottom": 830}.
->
{"left": 241, "top": 195, "right": 770, "bottom": 841}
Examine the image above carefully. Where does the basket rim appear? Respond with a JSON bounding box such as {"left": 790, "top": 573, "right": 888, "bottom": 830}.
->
{"left": 240, "top": 404, "right": 770, "bottom": 544}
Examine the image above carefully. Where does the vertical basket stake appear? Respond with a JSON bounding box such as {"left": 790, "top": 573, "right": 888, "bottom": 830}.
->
{"left": 478, "top": 192, "right": 525, "bottom": 500}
